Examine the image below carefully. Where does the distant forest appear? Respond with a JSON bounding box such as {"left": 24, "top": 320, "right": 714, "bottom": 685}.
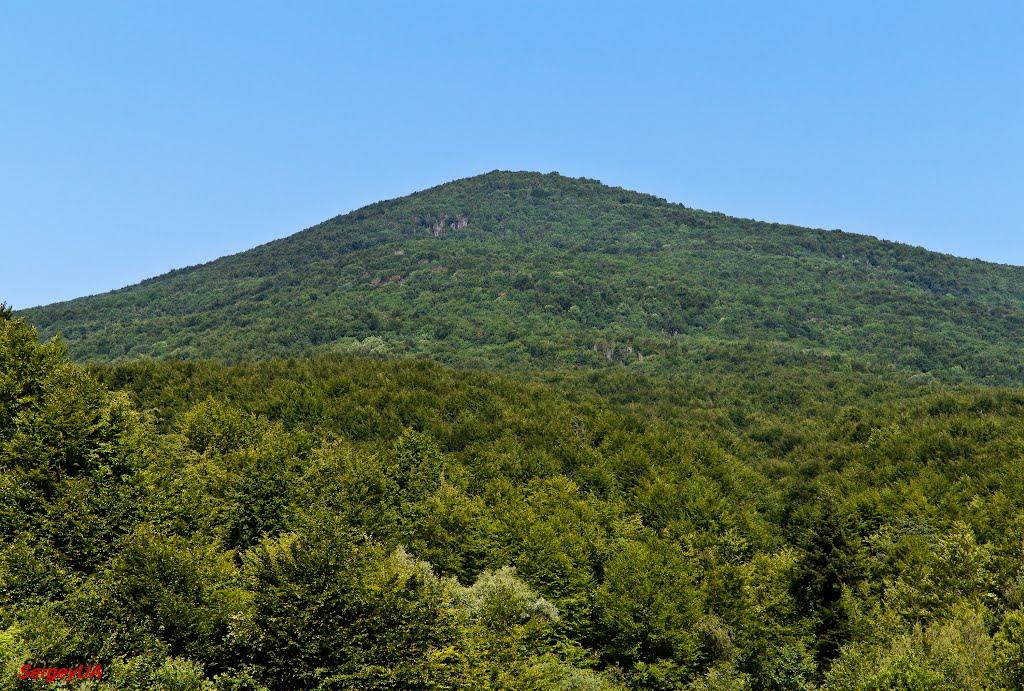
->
{"left": 21, "top": 173, "right": 1024, "bottom": 385}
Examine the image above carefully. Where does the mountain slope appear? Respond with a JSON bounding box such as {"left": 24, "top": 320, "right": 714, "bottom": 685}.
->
{"left": 20, "top": 170, "right": 1024, "bottom": 383}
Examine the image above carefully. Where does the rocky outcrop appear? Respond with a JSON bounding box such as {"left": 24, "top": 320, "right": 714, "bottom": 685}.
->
{"left": 415, "top": 213, "right": 469, "bottom": 237}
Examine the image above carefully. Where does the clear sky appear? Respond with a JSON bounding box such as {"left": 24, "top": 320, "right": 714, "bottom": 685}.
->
{"left": 2, "top": 1, "right": 1021, "bottom": 309}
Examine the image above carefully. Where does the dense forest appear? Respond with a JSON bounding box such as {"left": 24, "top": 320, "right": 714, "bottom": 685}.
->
{"left": 6, "top": 312, "right": 1024, "bottom": 689}
{"left": 6, "top": 172, "right": 1024, "bottom": 688}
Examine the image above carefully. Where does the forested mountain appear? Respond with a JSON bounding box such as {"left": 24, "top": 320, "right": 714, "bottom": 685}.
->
{"left": 7, "top": 173, "right": 1024, "bottom": 689}
{"left": 19, "top": 171, "right": 1024, "bottom": 384}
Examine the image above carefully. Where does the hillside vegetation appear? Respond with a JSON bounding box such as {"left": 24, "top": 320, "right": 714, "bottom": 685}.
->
{"left": 20, "top": 171, "right": 1024, "bottom": 384}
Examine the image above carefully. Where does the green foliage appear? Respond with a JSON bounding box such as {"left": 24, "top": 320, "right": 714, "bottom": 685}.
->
{"left": 233, "top": 522, "right": 451, "bottom": 689}
{"left": 824, "top": 606, "right": 995, "bottom": 690}
{"left": 991, "top": 610, "right": 1024, "bottom": 688}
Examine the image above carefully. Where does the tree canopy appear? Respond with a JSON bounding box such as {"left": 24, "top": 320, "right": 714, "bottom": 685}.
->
{"left": 5, "top": 310, "right": 1024, "bottom": 688}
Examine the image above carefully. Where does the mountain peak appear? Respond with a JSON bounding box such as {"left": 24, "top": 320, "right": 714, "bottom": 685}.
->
{"left": 18, "top": 173, "right": 1024, "bottom": 384}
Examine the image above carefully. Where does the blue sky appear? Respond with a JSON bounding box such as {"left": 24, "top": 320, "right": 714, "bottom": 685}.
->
{"left": 2, "top": 1, "right": 1021, "bottom": 308}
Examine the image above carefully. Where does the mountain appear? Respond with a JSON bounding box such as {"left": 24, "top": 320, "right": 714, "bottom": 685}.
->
{"left": 11, "top": 173, "right": 1024, "bottom": 688}
{"left": 20, "top": 170, "right": 1024, "bottom": 384}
